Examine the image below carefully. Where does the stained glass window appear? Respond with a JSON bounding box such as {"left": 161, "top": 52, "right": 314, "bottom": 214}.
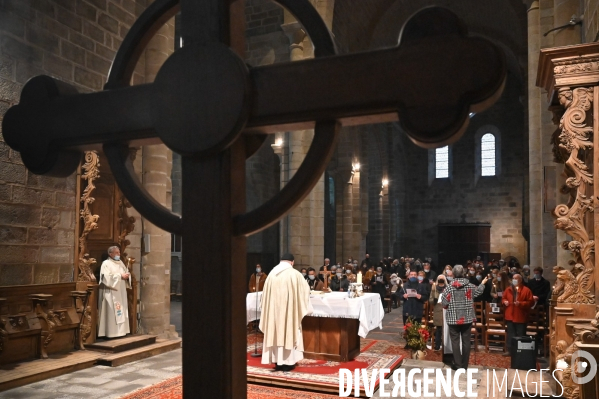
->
{"left": 481, "top": 133, "right": 495, "bottom": 176}
{"left": 435, "top": 146, "right": 449, "bottom": 178}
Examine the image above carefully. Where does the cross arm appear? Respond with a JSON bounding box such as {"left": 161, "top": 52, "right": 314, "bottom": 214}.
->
{"left": 1, "top": 6, "right": 505, "bottom": 178}
{"left": 2, "top": 76, "right": 158, "bottom": 175}
{"left": 246, "top": 30, "right": 505, "bottom": 147}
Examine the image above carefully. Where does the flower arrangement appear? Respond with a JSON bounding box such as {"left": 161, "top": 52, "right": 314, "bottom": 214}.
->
{"left": 402, "top": 316, "right": 430, "bottom": 351}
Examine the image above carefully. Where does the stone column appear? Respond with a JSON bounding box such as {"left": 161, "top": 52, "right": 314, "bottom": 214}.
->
{"left": 138, "top": 19, "right": 176, "bottom": 338}
{"left": 279, "top": 21, "right": 325, "bottom": 269}
{"left": 553, "top": 0, "right": 580, "bottom": 46}
{"left": 528, "top": 2, "right": 543, "bottom": 268}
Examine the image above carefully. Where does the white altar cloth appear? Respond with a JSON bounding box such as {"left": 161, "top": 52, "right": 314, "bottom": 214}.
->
{"left": 307, "top": 292, "right": 384, "bottom": 338}
{"left": 247, "top": 291, "right": 384, "bottom": 338}
{"left": 246, "top": 291, "right": 263, "bottom": 323}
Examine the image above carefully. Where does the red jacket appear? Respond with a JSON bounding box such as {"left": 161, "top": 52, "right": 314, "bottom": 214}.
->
{"left": 502, "top": 285, "right": 533, "bottom": 323}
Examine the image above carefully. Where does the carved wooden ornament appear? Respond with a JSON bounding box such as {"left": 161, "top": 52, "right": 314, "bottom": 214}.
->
{"left": 1, "top": 1, "right": 506, "bottom": 397}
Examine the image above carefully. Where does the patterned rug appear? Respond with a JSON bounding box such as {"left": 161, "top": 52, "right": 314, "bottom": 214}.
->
{"left": 361, "top": 338, "right": 512, "bottom": 369}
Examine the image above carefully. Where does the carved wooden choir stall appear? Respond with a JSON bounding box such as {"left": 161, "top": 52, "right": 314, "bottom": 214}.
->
{"left": 537, "top": 42, "right": 599, "bottom": 399}
{"left": 0, "top": 150, "right": 137, "bottom": 367}
{"left": 1, "top": 0, "right": 506, "bottom": 397}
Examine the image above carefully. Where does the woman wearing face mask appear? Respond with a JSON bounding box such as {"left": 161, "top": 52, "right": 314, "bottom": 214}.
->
{"left": 468, "top": 267, "right": 479, "bottom": 286}
{"left": 330, "top": 268, "right": 349, "bottom": 292}
{"left": 429, "top": 275, "right": 447, "bottom": 351}
{"left": 370, "top": 267, "right": 390, "bottom": 307}
{"left": 249, "top": 264, "right": 268, "bottom": 293}
{"left": 345, "top": 266, "right": 356, "bottom": 283}
{"left": 444, "top": 266, "right": 454, "bottom": 283}
{"left": 389, "top": 273, "right": 402, "bottom": 308}
{"left": 417, "top": 270, "right": 431, "bottom": 297}
{"left": 300, "top": 268, "right": 308, "bottom": 280}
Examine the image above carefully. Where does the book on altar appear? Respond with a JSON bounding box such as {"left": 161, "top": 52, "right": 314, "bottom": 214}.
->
{"left": 406, "top": 289, "right": 417, "bottom": 297}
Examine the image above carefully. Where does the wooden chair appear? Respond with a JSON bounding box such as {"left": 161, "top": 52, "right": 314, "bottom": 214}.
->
{"left": 484, "top": 302, "right": 507, "bottom": 353}
{"left": 472, "top": 302, "right": 486, "bottom": 348}
{"left": 421, "top": 301, "right": 429, "bottom": 324}
{"left": 527, "top": 304, "right": 549, "bottom": 356}
{"left": 383, "top": 287, "right": 393, "bottom": 313}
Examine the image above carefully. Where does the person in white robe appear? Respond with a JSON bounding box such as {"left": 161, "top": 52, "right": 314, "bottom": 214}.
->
{"left": 260, "top": 253, "right": 312, "bottom": 371}
{"left": 98, "top": 245, "right": 131, "bottom": 338}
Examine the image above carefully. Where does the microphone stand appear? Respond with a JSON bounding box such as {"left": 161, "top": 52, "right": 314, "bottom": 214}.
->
{"left": 251, "top": 274, "right": 261, "bottom": 358}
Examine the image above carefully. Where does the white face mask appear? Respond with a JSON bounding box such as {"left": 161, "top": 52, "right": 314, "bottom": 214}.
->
{"left": 301, "top": 272, "right": 306, "bottom": 276}
{"left": 512, "top": 279, "right": 518, "bottom": 286}
{"left": 336, "top": 272, "right": 342, "bottom": 277}
{"left": 113, "top": 255, "right": 120, "bottom": 261}
{"left": 346, "top": 269, "right": 351, "bottom": 274}
{"left": 256, "top": 268, "right": 262, "bottom": 273}
{"left": 308, "top": 275, "right": 315, "bottom": 280}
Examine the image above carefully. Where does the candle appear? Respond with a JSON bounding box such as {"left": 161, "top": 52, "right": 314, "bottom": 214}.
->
{"left": 357, "top": 271, "right": 362, "bottom": 284}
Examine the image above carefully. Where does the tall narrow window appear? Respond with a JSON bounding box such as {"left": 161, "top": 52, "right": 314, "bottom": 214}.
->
{"left": 481, "top": 133, "right": 496, "bottom": 176}
{"left": 435, "top": 146, "right": 449, "bottom": 178}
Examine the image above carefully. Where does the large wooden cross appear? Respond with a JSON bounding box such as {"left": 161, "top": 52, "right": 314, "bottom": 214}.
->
{"left": 1, "top": 0, "right": 505, "bottom": 397}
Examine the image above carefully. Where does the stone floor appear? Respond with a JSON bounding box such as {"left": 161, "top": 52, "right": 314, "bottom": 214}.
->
{"left": 0, "top": 349, "right": 182, "bottom": 399}
{"left": 0, "top": 301, "right": 547, "bottom": 398}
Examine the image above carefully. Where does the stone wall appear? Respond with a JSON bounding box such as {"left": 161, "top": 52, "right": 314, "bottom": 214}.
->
{"left": 584, "top": 0, "right": 599, "bottom": 41}
{"left": 0, "top": 0, "right": 146, "bottom": 286}
{"left": 395, "top": 74, "right": 528, "bottom": 263}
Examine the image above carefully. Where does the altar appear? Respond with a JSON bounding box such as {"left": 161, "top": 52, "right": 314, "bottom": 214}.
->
{"left": 246, "top": 291, "right": 384, "bottom": 362}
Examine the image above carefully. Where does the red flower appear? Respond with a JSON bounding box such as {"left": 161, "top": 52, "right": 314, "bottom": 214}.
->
{"left": 446, "top": 293, "right": 451, "bottom": 302}
{"left": 452, "top": 281, "right": 461, "bottom": 288}
{"left": 465, "top": 289, "right": 472, "bottom": 300}
{"left": 457, "top": 317, "right": 465, "bottom": 325}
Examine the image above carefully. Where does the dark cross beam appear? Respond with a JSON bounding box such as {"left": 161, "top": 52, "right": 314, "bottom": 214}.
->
{"left": 1, "top": 1, "right": 506, "bottom": 397}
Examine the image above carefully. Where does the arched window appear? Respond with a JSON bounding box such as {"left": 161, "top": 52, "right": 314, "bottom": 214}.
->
{"left": 435, "top": 146, "right": 449, "bottom": 178}
{"left": 481, "top": 133, "right": 496, "bottom": 176}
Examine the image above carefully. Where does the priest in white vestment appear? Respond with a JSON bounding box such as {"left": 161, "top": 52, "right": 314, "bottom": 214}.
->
{"left": 260, "top": 253, "right": 312, "bottom": 371}
{"left": 98, "top": 245, "right": 131, "bottom": 338}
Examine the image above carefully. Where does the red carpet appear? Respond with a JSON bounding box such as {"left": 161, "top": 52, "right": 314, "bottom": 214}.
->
{"left": 120, "top": 338, "right": 514, "bottom": 398}
{"left": 119, "top": 377, "right": 339, "bottom": 399}
{"left": 246, "top": 342, "right": 403, "bottom": 395}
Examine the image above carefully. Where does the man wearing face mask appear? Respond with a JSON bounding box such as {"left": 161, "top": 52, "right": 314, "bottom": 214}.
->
{"left": 423, "top": 262, "right": 437, "bottom": 283}
{"left": 398, "top": 270, "right": 429, "bottom": 328}
{"left": 98, "top": 246, "right": 131, "bottom": 338}
{"left": 249, "top": 263, "right": 268, "bottom": 292}
{"left": 520, "top": 265, "right": 531, "bottom": 284}
{"left": 502, "top": 274, "right": 533, "bottom": 357}
{"left": 306, "top": 268, "right": 324, "bottom": 291}
{"left": 330, "top": 268, "right": 350, "bottom": 292}
{"left": 370, "top": 267, "right": 390, "bottom": 306}
{"left": 526, "top": 267, "right": 551, "bottom": 305}
{"left": 328, "top": 265, "right": 338, "bottom": 285}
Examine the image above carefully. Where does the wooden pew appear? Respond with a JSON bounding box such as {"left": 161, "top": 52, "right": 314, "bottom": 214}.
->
{"left": 0, "top": 283, "right": 92, "bottom": 365}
